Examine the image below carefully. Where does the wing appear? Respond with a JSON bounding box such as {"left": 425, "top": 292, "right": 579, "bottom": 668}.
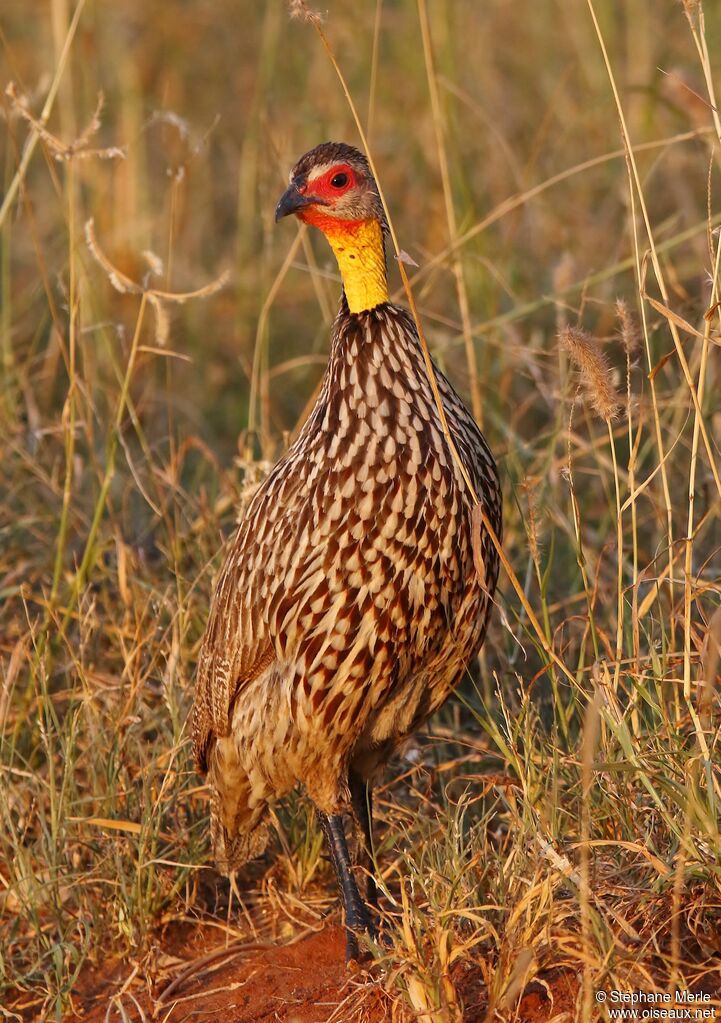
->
{"left": 192, "top": 540, "right": 272, "bottom": 772}
{"left": 191, "top": 457, "right": 305, "bottom": 773}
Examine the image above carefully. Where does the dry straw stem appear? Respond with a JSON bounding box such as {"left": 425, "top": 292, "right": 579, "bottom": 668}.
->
{"left": 621, "top": 138, "right": 676, "bottom": 649}
{"left": 615, "top": 298, "right": 641, "bottom": 669}
{"left": 558, "top": 326, "right": 621, "bottom": 422}
{"left": 676, "top": 4, "right": 721, "bottom": 707}
{"left": 681, "top": 222, "right": 721, "bottom": 702}
{"left": 580, "top": 683, "right": 602, "bottom": 1021}
{"left": 683, "top": 0, "right": 721, "bottom": 147}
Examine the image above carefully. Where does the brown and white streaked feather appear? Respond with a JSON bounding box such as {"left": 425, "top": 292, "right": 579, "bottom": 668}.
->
{"left": 192, "top": 296, "right": 501, "bottom": 871}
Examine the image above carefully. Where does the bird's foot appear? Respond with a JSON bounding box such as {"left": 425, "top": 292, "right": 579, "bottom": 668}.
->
{"left": 343, "top": 888, "right": 374, "bottom": 963}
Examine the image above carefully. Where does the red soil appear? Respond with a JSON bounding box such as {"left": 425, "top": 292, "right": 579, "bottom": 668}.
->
{"left": 73, "top": 925, "right": 385, "bottom": 1023}
{"left": 43, "top": 922, "right": 579, "bottom": 1022}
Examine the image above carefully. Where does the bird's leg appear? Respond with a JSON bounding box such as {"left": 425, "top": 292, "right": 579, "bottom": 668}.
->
{"left": 317, "top": 810, "right": 370, "bottom": 962}
{"left": 349, "top": 771, "right": 379, "bottom": 914}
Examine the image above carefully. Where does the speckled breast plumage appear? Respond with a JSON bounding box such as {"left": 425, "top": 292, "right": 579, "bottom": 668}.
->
{"left": 193, "top": 299, "right": 501, "bottom": 871}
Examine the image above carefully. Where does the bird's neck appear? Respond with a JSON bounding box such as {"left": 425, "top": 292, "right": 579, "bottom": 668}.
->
{"left": 306, "top": 213, "right": 389, "bottom": 314}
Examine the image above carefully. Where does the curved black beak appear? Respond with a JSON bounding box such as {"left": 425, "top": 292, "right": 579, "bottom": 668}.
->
{"left": 275, "top": 181, "right": 326, "bottom": 222}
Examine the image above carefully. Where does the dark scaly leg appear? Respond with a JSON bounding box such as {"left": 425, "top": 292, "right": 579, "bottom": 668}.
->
{"left": 317, "top": 810, "right": 370, "bottom": 962}
{"left": 349, "top": 771, "right": 379, "bottom": 914}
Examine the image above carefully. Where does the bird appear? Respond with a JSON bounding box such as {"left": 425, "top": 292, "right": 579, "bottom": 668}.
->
{"left": 192, "top": 141, "right": 502, "bottom": 962}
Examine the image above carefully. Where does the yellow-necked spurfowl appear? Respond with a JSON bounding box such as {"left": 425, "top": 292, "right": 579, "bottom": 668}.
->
{"left": 193, "top": 141, "right": 502, "bottom": 960}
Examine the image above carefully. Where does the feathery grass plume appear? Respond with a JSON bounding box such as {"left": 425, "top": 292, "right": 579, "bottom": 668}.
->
{"left": 615, "top": 299, "right": 640, "bottom": 357}
{"left": 5, "top": 84, "right": 126, "bottom": 161}
{"left": 558, "top": 325, "right": 621, "bottom": 421}
{"left": 288, "top": 0, "right": 323, "bottom": 25}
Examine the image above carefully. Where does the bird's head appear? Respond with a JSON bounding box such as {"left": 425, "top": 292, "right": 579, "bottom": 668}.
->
{"left": 275, "top": 141, "right": 386, "bottom": 231}
{"left": 275, "top": 142, "right": 389, "bottom": 314}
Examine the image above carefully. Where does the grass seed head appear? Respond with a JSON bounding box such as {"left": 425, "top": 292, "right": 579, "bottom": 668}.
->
{"left": 559, "top": 325, "right": 621, "bottom": 421}
{"left": 288, "top": 0, "right": 324, "bottom": 25}
{"left": 615, "top": 298, "right": 641, "bottom": 357}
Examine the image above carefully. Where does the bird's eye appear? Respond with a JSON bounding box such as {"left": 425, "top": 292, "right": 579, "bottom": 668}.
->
{"left": 330, "top": 172, "right": 349, "bottom": 189}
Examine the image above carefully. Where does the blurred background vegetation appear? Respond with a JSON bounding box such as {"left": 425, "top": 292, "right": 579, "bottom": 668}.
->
{"left": 4, "top": 0, "right": 720, "bottom": 459}
{"left": 1, "top": 1, "right": 720, "bottom": 1019}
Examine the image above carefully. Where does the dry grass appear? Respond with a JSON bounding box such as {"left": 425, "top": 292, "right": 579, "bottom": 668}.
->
{"left": 1, "top": 1, "right": 720, "bottom": 1020}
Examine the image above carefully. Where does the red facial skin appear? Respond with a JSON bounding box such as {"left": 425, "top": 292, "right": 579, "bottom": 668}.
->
{"left": 296, "top": 164, "right": 364, "bottom": 235}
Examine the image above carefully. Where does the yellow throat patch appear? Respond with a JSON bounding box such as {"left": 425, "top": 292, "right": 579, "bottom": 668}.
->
{"left": 325, "top": 218, "right": 389, "bottom": 314}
